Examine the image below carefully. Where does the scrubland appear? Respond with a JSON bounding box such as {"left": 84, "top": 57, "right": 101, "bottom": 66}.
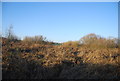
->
{"left": 2, "top": 34, "right": 120, "bottom": 79}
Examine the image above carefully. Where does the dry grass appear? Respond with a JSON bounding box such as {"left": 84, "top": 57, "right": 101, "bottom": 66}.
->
{"left": 2, "top": 38, "right": 120, "bottom": 79}
{"left": 62, "top": 41, "right": 80, "bottom": 47}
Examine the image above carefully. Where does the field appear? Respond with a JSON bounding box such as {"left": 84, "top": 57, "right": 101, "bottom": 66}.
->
{"left": 2, "top": 37, "right": 120, "bottom": 79}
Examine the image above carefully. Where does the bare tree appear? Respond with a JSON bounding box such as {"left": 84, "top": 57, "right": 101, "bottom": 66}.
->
{"left": 79, "top": 33, "right": 117, "bottom": 48}
{"left": 5, "top": 24, "right": 18, "bottom": 41}
{"left": 79, "top": 33, "right": 100, "bottom": 45}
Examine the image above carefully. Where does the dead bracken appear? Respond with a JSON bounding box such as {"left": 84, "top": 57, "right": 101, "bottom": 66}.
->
{"left": 2, "top": 33, "right": 120, "bottom": 79}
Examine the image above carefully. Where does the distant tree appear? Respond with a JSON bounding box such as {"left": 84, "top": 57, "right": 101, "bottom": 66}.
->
{"left": 5, "top": 25, "right": 18, "bottom": 41}
{"left": 79, "top": 33, "right": 117, "bottom": 48}
{"left": 79, "top": 33, "right": 100, "bottom": 45}
{"left": 34, "top": 35, "right": 46, "bottom": 43}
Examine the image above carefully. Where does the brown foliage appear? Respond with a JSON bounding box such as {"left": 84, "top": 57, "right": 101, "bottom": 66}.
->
{"left": 79, "top": 33, "right": 118, "bottom": 48}
{"left": 23, "top": 35, "right": 46, "bottom": 44}
{"left": 2, "top": 33, "right": 120, "bottom": 79}
{"left": 62, "top": 41, "right": 80, "bottom": 47}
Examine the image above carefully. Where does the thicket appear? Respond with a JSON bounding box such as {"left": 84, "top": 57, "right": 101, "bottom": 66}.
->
{"left": 3, "top": 25, "right": 119, "bottom": 48}
{"left": 79, "top": 33, "right": 118, "bottom": 48}
{"left": 23, "top": 35, "right": 47, "bottom": 44}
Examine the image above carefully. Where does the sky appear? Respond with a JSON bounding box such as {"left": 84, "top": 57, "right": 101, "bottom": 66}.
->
{"left": 2, "top": 0, "right": 120, "bottom": 2}
{"left": 2, "top": 2, "right": 118, "bottom": 43}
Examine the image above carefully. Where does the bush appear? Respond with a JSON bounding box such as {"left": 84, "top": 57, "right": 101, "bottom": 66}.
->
{"left": 23, "top": 35, "right": 46, "bottom": 44}
{"left": 79, "top": 33, "right": 117, "bottom": 48}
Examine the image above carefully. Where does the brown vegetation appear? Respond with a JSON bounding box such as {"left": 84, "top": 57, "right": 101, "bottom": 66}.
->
{"left": 2, "top": 33, "right": 120, "bottom": 79}
{"left": 79, "top": 33, "right": 118, "bottom": 48}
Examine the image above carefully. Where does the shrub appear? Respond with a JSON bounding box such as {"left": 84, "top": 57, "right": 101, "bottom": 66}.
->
{"left": 23, "top": 35, "right": 46, "bottom": 44}
{"left": 79, "top": 33, "right": 117, "bottom": 48}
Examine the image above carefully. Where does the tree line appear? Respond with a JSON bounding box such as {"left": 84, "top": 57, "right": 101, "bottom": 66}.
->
{"left": 4, "top": 26, "right": 120, "bottom": 48}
